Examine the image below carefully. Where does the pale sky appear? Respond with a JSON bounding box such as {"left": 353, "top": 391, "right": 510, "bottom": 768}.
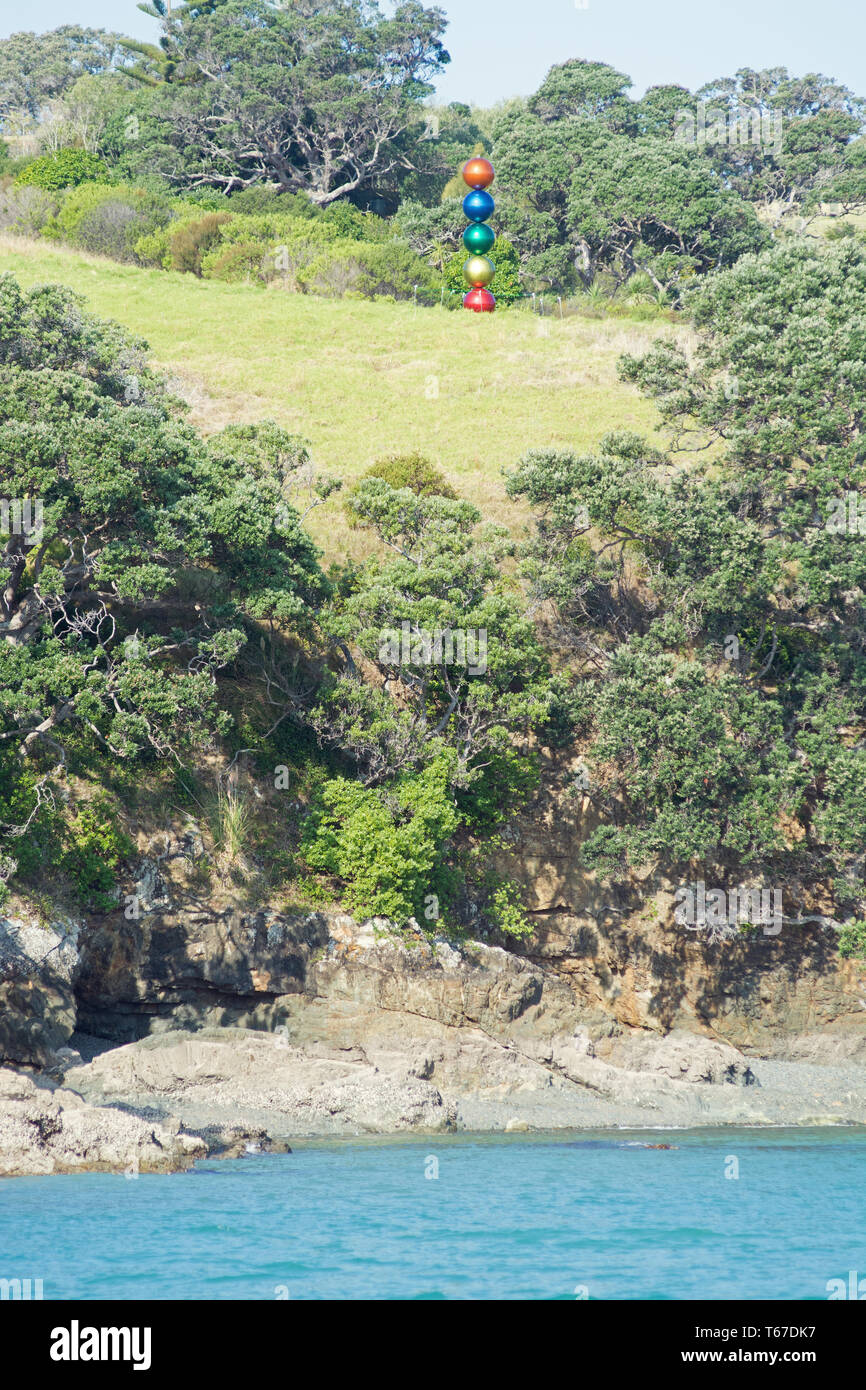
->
{"left": 3, "top": 0, "right": 865, "bottom": 108}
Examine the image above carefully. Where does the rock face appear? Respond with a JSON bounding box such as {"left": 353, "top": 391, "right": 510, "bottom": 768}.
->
{"left": 1, "top": 820, "right": 865, "bottom": 1173}
{"left": 74, "top": 903, "right": 328, "bottom": 1041}
{"left": 61, "top": 925, "right": 866, "bottom": 1142}
{"left": 0, "top": 915, "right": 80, "bottom": 1066}
{"left": 513, "top": 909, "right": 866, "bottom": 1054}
{"left": 0, "top": 1067, "right": 205, "bottom": 1177}
{"left": 72, "top": 879, "right": 866, "bottom": 1061}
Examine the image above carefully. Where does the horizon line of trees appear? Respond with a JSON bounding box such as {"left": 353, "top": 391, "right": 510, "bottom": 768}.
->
{"left": 0, "top": 6, "right": 865, "bottom": 299}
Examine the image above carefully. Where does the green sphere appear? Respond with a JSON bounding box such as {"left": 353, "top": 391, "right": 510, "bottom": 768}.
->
{"left": 463, "top": 222, "right": 495, "bottom": 256}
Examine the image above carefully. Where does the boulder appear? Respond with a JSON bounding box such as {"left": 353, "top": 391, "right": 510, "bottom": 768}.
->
{"left": 0, "top": 1067, "right": 205, "bottom": 1177}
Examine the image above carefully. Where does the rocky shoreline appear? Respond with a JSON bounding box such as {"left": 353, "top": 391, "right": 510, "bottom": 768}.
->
{"left": 3, "top": 900, "right": 866, "bottom": 1176}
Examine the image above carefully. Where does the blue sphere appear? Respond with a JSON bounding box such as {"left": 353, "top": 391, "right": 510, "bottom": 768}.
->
{"left": 462, "top": 189, "right": 495, "bottom": 223}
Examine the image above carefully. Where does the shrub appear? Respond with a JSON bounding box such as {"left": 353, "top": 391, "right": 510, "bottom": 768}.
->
{"left": 299, "top": 238, "right": 440, "bottom": 301}
{"left": 487, "top": 880, "right": 532, "bottom": 938}
{"left": 16, "top": 148, "right": 108, "bottom": 192}
{"left": 169, "top": 211, "right": 233, "bottom": 276}
{"left": 345, "top": 452, "right": 455, "bottom": 525}
{"left": 133, "top": 224, "right": 173, "bottom": 268}
{"left": 0, "top": 183, "right": 57, "bottom": 235}
{"left": 443, "top": 234, "right": 523, "bottom": 306}
{"left": 62, "top": 799, "right": 135, "bottom": 913}
{"left": 300, "top": 757, "right": 459, "bottom": 925}
{"left": 319, "top": 200, "right": 393, "bottom": 242}
{"left": 200, "top": 215, "right": 340, "bottom": 287}
{"left": 75, "top": 199, "right": 144, "bottom": 260}
{"left": 46, "top": 183, "right": 176, "bottom": 262}
{"left": 203, "top": 239, "right": 270, "bottom": 283}
{"left": 838, "top": 921, "right": 866, "bottom": 959}
{"left": 361, "top": 451, "right": 455, "bottom": 497}
{"left": 227, "top": 187, "right": 315, "bottom": 217}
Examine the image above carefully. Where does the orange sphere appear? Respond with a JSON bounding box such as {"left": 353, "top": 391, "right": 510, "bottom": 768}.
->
{"left": 462, "top": 157, "right": 494, "bottom": 190}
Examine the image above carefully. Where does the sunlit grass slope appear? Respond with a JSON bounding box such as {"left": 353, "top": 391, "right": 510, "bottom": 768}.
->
{"left": 0, "top": 234, "right": 686, "bottom": 560}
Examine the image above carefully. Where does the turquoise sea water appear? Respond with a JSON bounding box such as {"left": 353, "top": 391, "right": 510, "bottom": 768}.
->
{"left": 2, "top": 1128, "right": 865, "bottom": 1300}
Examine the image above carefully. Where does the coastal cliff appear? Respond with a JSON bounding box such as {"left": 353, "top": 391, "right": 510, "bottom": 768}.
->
{"left": 2, "top": 818, "right": 865, "bottom": 1174}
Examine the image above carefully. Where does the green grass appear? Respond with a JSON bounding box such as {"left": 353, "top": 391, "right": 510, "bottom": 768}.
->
{"left": 0, "top": 234, "right": 685, "bottom": 559}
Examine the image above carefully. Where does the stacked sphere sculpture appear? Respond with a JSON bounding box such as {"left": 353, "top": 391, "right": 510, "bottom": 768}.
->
{"left": 461, "top": 157, "right": 495, "bottom": 312}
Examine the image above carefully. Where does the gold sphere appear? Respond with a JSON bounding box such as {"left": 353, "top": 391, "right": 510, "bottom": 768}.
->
{"left": 463, "top": 255, "right": 495, "bottom": 288}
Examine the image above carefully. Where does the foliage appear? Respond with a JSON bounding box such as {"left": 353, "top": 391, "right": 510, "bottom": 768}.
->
{"left": 131, "top": 0, "right": 450, "bottom": 201}
{"left": 492, "top": 107, "right": 768, "bottom": 294}
{"left": 300, "top": 754, "right": 459, "bottom": 925}
{"left": 0, "top": 273, "right": 329, "bottom": 887}
{"left": 0, "top": 26, "right": 128, "bottom": 121}
{"left": 62, "top": 797, "right": 135, "bottom": 911}
{"left": 442, "top": 235, "right": 523, "bottom": 306}
{"left": 350, "top": 452, "right": 456, "bottom": 509}
{"left": 16, "top": 148, "right": 109, "bottom": 192}
{"left": 837, "top": 921, "right": 866, "bottom": 959}
{"left": 508, "top": 238, "right": 866, "bottom": 916}
{"left": 297, "top": 237, "right": 440, "bottom": 302}
{"left": 0, "top": 185, "right": 57, "bottom": 236}
{"left": 46, "top": 181, "right": 175, "bottom": 262}
{"left": 312, "top": 478, "right": 568, "bottom": 799}
{"left": 168, "top": 210, "right": 232, "bottom": 275}
{"left": 692, "top": 67, "right": 866, "bottom": 222}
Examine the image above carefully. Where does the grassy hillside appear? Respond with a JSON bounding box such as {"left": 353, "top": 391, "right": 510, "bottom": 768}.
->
{"left": 0, "top": 234, "right": 685, "bottom": 559}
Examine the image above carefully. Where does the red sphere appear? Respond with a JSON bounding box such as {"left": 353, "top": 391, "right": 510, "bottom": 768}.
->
{"left": 462, "top": 157, "right": 494, "bottom": 190}
{"left": 463, "top": 287, "right": 496, "bottom": 313}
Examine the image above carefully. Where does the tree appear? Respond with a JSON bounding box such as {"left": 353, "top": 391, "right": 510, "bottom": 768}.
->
{"left": 0, "top": 275, "right": 328, "bottom": 853}
{"left": 528, "top": 59, "right": 632, "bottom": 127}
{"left": 566, "top": 134, "right": 768, "bottom": 291}
{"left": 311, "top": 479, "right": 567, "bottom": 790}
{"left": 630, "top": 84, "right": 696, "bottom": 138}
{"left": 693, "top": 67, "right": 866, "bottom": 223}
{"left": 396, "top": 102, "right": 490, "bottom": 206}
{"left": 492, "top": 105, "right": 766, "bottom": 292}
{"left": 141, "top": 0, "right": 450, "bottom": 201}
{"left": 117, "top": 1, "right": 232, "bottom": 87}
{"left": 507, "top": 239, "right": 866, "bottom": 913}
{"left": 0, "top": 27, "right": 128, "bottom": 123}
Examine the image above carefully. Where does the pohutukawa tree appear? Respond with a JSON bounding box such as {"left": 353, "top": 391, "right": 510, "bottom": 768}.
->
{"left": 0, "top": 274, "right": 327, "bottom": 842}
{"left": 507, "top": 240, "right": 866, "bottom": 915}
{"left": 143, "top": 0, "right": 450, "bottom": 201}
{"left": 312, "top": 478, "right": 568, "bottom": 789}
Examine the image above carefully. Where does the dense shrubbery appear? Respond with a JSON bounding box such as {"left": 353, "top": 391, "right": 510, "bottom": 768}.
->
{"left": 0, "top": 273, "right": 328, "bottom": 894}
{"left": 9, "top": 179, "right": 443, "bottom": 302}
{"left": 0, "top": 274, "right": 552, "bottom": 930}
{"left": 2, "top": 10, "right": 865, "bottom": 939}
{"left": 43, "top": 181, "right": 176, "bottom": 261}
{"left": 507, "top": 239, "right": 866, "bottom": 922}
{"left": 301, "top": 755, "right": 459, "bottom": 924}
{"left": 16, "top": 148, "right": 108, "bottom": 191}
